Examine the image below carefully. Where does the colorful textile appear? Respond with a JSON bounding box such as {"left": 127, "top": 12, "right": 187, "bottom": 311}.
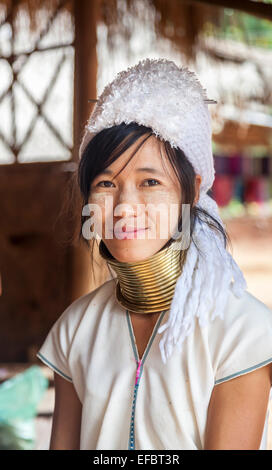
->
{"left": 229, "top": 153, "right": 243, "bottom": 176}
{"left": 212, "top": 175, "right": 233, "bottom": 207}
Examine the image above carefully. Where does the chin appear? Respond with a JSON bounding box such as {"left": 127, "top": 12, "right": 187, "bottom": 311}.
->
{"left": 106, "top": 240, "right": 161, "bottom": 263}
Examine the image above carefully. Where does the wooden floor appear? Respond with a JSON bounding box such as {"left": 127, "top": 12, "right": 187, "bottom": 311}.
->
{"left": 1, "top": 216, "right": 272, "bottom": 450}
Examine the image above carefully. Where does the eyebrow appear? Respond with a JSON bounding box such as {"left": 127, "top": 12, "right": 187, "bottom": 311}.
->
{"left": 97, "top": 167, "right": 165, "bottom": 177}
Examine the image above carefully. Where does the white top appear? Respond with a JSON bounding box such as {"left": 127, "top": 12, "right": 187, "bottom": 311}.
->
{"left": 37, "top": 278, "right": 272, "bottom": 450}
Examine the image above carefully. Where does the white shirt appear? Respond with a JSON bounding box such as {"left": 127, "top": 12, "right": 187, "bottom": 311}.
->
{"left": 37, "top": 278, "right": 272, "bottom": 450}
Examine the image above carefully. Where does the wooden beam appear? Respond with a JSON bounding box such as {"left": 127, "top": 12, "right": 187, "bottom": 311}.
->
{"left": 213, "top": 120, "right": 272, "bottom": 148}
{"left": 73, "top": 0, "right": 99, "bottom": 162}
{"left": 200, "top": 43, "right": 245, "bottom": 64}
{"left": 187, "top": 0, "right": 272, "bottom": 21}
{"left": 69, "top": 0, "right": 101, "bottom": 302}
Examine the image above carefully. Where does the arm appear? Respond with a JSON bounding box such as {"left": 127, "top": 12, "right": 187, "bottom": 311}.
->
{"left": 204, "top": 364, "right": 272, "bottom": 450}
{"left": 49, "top": 372, "right": 82, "bottom": 450}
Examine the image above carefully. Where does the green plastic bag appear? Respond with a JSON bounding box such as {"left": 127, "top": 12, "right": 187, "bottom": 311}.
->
{"left": 0, "top": 365, "right": 48, "bottom": 450}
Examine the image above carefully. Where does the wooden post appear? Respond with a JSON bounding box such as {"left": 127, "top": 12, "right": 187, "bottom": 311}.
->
{"left": 70, "top": 0, "right": 109, "bottom": 303}
{"left": 73, "top": 0, "right": 100, "bottom": 161}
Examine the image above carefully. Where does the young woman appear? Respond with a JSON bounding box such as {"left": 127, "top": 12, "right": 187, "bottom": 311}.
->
{"left": 37, "top": 58, "right": 272, "bottom": 450}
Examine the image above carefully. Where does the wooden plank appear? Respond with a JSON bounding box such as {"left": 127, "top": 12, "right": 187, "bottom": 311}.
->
{"left": 189, "top": 0, "right": 272, "bottom": 21}
{"left": 70, "top": 0, "right": 109, "bottom": 300}
{"left": 73, "top": 0, "right": 99, "bottom": 162}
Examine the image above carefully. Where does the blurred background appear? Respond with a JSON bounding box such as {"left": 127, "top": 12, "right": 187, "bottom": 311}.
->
{"left": 0, "top": 0, "right": 271, "bottom": 450}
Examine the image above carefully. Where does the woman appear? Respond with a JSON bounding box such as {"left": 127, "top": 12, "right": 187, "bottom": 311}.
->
{"left": 37, "top": 58, "right": 272, "bottom": 450}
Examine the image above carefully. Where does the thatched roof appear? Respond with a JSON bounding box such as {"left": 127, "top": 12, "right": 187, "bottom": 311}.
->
{"left": 1, "top": 0, "right": 271, "bottom": 61}
{"left": 1, "top": 0, "right": 271, "bottom": 149}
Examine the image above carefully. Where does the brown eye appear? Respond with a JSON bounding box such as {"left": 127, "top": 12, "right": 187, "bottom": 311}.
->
{"left": 142, "top": 179, "right": 160, "bottom": 186}
{"left": 97, "top": 180, "right": 114, "bottom": 188}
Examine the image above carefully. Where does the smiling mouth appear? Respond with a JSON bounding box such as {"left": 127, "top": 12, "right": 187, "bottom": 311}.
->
{"left": 115, "top": 227, "right": 148, "bottom": 235}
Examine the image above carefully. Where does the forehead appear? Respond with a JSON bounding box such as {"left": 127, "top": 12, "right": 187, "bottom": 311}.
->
{"left": 130, "top": 135, "right": 162, "bottom": 164}
{"left": 110, "top": 134, "right": 171, "bottom": 174}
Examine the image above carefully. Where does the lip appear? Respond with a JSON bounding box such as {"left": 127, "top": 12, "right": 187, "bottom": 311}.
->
{"left": 116, "top": 227, "right": 147, "bottom": 234}
{"left": 114, "top": 227, "right": 148, "bottom": 238}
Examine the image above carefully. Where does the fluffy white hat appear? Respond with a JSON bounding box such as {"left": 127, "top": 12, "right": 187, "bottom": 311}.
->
{"left": 79, "top": 57, "right": 247, "bottom": 364}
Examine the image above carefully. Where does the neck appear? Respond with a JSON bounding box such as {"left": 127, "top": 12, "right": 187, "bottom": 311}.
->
{"left": 99, "top": 239, "right": 187, "bottom": 314}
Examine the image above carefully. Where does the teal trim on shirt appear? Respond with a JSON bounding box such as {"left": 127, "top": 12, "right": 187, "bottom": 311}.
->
{"left": 126, "top": 309, "right": 166, "bottom": 365}
{"left": 126, "top": 310, "right": 167, "bottom": 450}
{"left": 36, "top": 352, "right": 73, "bottom": 382}
{"left": 215, "top": 356, "right": 272, "bottom": 385}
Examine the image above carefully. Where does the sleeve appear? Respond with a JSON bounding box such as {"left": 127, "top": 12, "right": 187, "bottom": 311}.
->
{"left": 209, "top": 290, "right": 272, "bottom": 386}
{"left": 36, "top": 307, "right": 74, "bottom": 383}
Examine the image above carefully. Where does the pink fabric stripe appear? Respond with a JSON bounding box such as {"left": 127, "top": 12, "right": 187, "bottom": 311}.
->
{"left": 135, "top": 360, "right": 142, "bottom": 385}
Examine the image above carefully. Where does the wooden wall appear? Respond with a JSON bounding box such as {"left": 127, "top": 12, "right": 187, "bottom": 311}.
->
{"left": 0, "top": 163, "right": 71, "bottom": 360}
{"left": 0, "top": 0, "right": 110, "bottom": 362}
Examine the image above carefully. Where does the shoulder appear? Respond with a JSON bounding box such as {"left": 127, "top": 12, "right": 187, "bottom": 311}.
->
{"left": 64, "top": 277, "right": 116, "bottom": 314}
{"left": 211, "top": 284, "right": 272, "bottom": 334}
{"left": 36, "top": 278, "right": 117, "bottom": 384}
{"left": 54, "top": 277, "right": 117, "bottom": 334}
{"left": 207, "top": 284, "right": 272, "bottom": 384}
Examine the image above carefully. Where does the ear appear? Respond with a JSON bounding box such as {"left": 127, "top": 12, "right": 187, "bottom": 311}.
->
{"left": 193, "top": 174, "right": 202, "bottom": 206}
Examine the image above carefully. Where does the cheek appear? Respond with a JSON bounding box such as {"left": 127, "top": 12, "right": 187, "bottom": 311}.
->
{"left": 88, "top": 194, "right": 107, "bottom": 225}
{"left": 89, "top": 193, "right": 117, "bottom": 230}
{"left": 143, "top": 190, "right": 181, "bottom": 236}
{"left": 146, "top": 189, "right": 181, "bottom": 215}
{"left": 165, "top": 191, "right": 181, "bottom": 205}
{"left": 142, "top": 187, "right": 181, "bottom": 205}
{"left": 166, "top": 191, "right": 182, "bottom": 231}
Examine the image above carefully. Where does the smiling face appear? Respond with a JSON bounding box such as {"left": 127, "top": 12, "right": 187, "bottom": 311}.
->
{"left": 88, "top": 134, "right": 200, "bottom": 262}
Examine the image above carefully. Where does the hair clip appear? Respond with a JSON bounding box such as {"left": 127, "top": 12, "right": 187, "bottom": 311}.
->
{"left": 204, "top": 99, "right": 217, "bottom": 104}
{"left": 88, "top": 98, "right": 217, "bottom": 104}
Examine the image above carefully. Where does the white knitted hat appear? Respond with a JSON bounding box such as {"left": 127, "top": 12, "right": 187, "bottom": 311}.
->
{"left": 79, "top": 57, "right": 247, "bottom": 364}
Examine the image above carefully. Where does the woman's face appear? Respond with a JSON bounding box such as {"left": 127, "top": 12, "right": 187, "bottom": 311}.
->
{"left": 88, "top": 134, "right": 201, "bottom": 262}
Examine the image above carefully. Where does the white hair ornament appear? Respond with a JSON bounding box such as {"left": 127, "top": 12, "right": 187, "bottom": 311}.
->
{"left": 79, "top": 58, "right": 247, "bottom": 364}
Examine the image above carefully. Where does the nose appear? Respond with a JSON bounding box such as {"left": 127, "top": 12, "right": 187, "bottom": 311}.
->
{"left": 114, "top": 201, "right": 137, "bottom": 218}
{"left": 114, "top": 185, "right": 142, "bottom": 218}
